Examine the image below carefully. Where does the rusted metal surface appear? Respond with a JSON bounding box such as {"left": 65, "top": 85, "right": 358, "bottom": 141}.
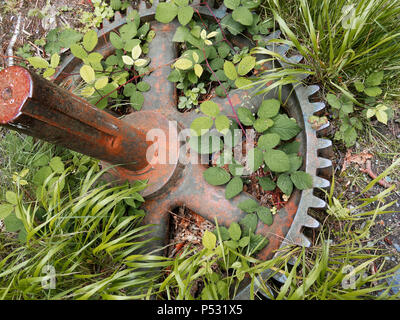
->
{"left": 0, "top": 0, "right": 333, "bottom": 298}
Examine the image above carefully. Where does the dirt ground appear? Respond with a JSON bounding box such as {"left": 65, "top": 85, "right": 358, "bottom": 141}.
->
{"left": 0, "top": 0, "right": 399, "bottom": 282}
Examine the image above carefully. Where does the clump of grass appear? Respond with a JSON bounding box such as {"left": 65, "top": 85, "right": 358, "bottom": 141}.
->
{"left": 0, "top": 164, "right": 171, "bottom": 300}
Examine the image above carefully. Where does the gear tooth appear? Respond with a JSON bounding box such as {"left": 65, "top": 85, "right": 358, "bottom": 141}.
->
{"left": 310, "top": 195, "right": 327, "bottom": 209}
{"left": 296, "top": 73, "right": 309, "bottom": 81}
{"left": 316, "top": 121, "right": 330, "bottom": 132}
{"left": 302, "top": 214, "right": 320, "bottom": 228}
{"left": 265, "top": 30, "right": 281, "bottom": 41}
{"left": 312, "top": 102, "right": 325, "bottom": 113}
{"left": 318, "top": 157, "right": 332, "bottom": 169}
{"left": 317, "top": 138, "right": 332, "bottom": 150}
{"left": 276, "top": 44, "right": 290, "bottom": 56}
{"left": 305, "top": 85, "right": 320, "bottom": 97}
{"left": 299, "top": 233, "right": 312, "bottom": 247}
{"left": 314, "top": 176, "right": 330, "bottom": 189}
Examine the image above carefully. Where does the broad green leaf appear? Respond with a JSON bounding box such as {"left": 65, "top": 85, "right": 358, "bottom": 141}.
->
{"left": 214, "top": 226, "right": 230, "bottom": 241}
{"left": 119, "top": 22, "right": 138, "bottom": 41}
{"left": 215, "top": 115, "right": 230, "bottom": 134}
{"left": 257, "top": 176, "right": 276, "bottom": 191}
{"left": 224, "top": 61, "right": 238, "bottom": 80}
{"left": 238, "top": 199, "right": 259, "bottom": 213}
{"left": 375, "top": 109, "right": 388, "bottom": 124}
{"left": 49, "top": 157, "right": 64, "bottom": 173}
{"left": 173, "top": 26, "right": 189, "bottom": 42}
{"left": 258, "top": 99, "right": 281, "bottom": 119}
{"left": 264, "top": 149, "right": 290, "bottom": 173}
{"left": 217, "top": 42, "right": 231, "bottom": 58}
{"left": 137, "top": 81, "right": 151, "bottom": 92}
{"left": 237, "top": 107, "right": 255, "bottom": 125}
{"left": 354, "top": 80, "right": 364, "bottom": 92}
{"left": 81, "top": 86, "right": 95, "bottom": 97}
{"left": 200, "top": 101, "right": 220, "bottom": 117}
{"left": 0, "top": 204, "right": 14, "bottom": 219}
{"left": 364, "top": 87, "right": 382, "bottom": 97}
{"left": 3, "top": 213, "right": 24, "bottom": 232}
{"left": 122, "top": 55, "right": 134, "bottom": 65}
{"left": 290, "top": 171, "right": 313, "bottom": 190}
{"left": 50, "top": 53, "right": 60, "bottom": 68}
{"left": 124, "top": 39, "right": 141, "bottom": 52}
{"left": 83, "top": 29, "right": 98, "bottom": 52}
{"left": 288, "top": 154, "right": 303, "bottom": 173}
{"left": 232, "top": 7, "right": 253, "bottom": 26}
{"left": 326, "top": 94, "right": 341, "bottom": 109}
{"left": 365, "top": 71, "right": 384, "bottom": 87}
{"left": 190, "top": 117, "right": 213, "bottom": 136}
{"left": 239, "top": 213, "right": 258, "bottom": 235}
{"left": 95, "top": 76, "right": 108, "bottom": 90}
{"left": 130, "top": 91, "right": 144, "bottom": 110}
{"left": 203, "top": 167, "right": 231, "bottom": 186}
{"left": 178, "top": 6, "right": 194, "bottom": 26}
{"left": 229, "top": 163, "right": 245, "bottom": 176}
{"left": 109, "top": 32, "right": 124, "bottom": 49}
{"left": 88, "top": 52, "right": 103, "bottom": 64}
{"left": 238, "top": 236, "right": 250, "bottom": 247}
{"left": 247, "top": 147, "right": 263, "bottom": 172}
{"left": 131, "top": 45, "right": 142, "bottom": 60}
{"left": 174, "top": 58, "right": 193, "bottom": 70}
{"left": 235, "top": 77, "right": 253, "bottom": 89}
{"left": 224, "top": 0, "right": 240, "bottom": 10}
{"left": 280, "top": 141, "right": 300, "bottom": 154}
{"left": 202, "top": 230, "right": 217, "bottom": 250}
{"left": 28, "top": 56, "right": 49, "bottom": 69}
{"left": 268, "top": 114, "right": 301, "bottom": 141}
{"left": 277, "top": 174, "right": 293, "bottom": 195}
{"left": 253, "top": 118, "right": 273, "bottom": 133}
{"left": 225, "top": 176, "right": 243, "bottom": 199}
{"left": 194, "top": 64, "right": 203, "bottom": 77}
{"left": 6, "top": 191, "right": 18, "bottom": 205}
{"left": 80, "top": 65, "right": 95, "bottom": 83}
{"left": 189, "top": 134, "right": 223, "bottom": 154}
{"left": 366, "top": 108, "right": 376, "bottom": 118}
{"left": 237, "top": 55, "right": 256, "bottom": 75}
{"left": 70, "top": 44, "right": 88, "bottom": 60}
{"left": 33, "top": 154, "right": 49, "bottom": 167}
{"left": 256, "top": 207, "right": 273, "bottom": 225}
{"left": 134, "top": 59, "right": 149, "bottom": 67}
{"left": 43, "top": 68, "right": 55, "bottom": 78}
{"left": 33, "top": 166, "right": 52, "bottom": 186}
{"left": 228, "top": 222, "right": 241, "bottom": 241}
{"left": 258, "top": 133, "right": 280, "bottom": 150}
{"left": 155, "top": 2, "right": 178, "bottom": 23}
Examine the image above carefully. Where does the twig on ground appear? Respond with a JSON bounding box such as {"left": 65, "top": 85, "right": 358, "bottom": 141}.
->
{"left": 360, "top": 160, "right": 393, "bottom": 189}
{"left": 6, "top": 1, "right": 24, "bottom": 67}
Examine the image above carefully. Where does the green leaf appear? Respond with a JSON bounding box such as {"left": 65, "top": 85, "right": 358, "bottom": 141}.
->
{"left": 366, "top": 108, "right": 376, "bottom": 118}
{"left": 0, "top": 204, "right": 14, "bottom": 219}
{"left": 59, "top": 29, "right": 82, "bottom": 48}
{"left": 33, "top": 166, "right": 52, "bottom": 186}
{"left": 173, "top": 26, "right": 190, "bottom": 42}
{"left": 364, "top": 87, "right": 382, "bottom": 97}
{"left": 225, "top": 176, "right": 243, "bottom": 199}
{"left": 224, "top": 61, "right": 238, "bottom": 80}
{"left": 203, "top": 167, "right": 231, "bottom": 186}
{"left": 131, "top": 44, "right": 142, "bottom": 60}
{"left": 257, "top": 176, "right": 276, "bottom": 191}
{"left": 28, "top": 56, "right": 49, "bottom": 69}
{"left": 43, "top": 68, "right": 55, "bottom": 78}
{"left": 194, "top": 64, "right": 203, "bottom": 77}
{"left": 88, "top": 52, "right": 103, "bottom": 64}
{"left": 217, "top": 42, "right": 231, "bottom": 58}
{"left": 189, "top": 134, "right": 223, "bottom": 154}
{"left": 178, "top": 6, "right": 193, "bottom": 26}
{"left": 49, "top": 157, "right": 65, "bottom": 173}
{"left": 256, "top": 207, "right": 273, "bottom": 225}
{"left": 200, "top": 101, "right": 220, "bottom": 117}
{"left": 155, "top": 2, "right": 178, "bottom": 23}
{"left": 238, "top": 199, "right": 259, "bottom": 213}
{"left": 215, "top": 115, "right": 230, "bottom": 134}
{"left": 136, "top": 81, "right": 151, "bottom": 92}
{"left": 109, "top": 32, "right": 124, "bottom": 49}
{"left": 237, "top": 107, "right": 255, "bottom": 125}
{"left": 214, "top": 226, "right": 231, "bottom": 241}
{"left": 190, "top": 117, "right": 214, "bottom": 136}
{"left": 70, "top": 44, "right": 88, "bottom": 60}
{"left": 224, "top": 0, "right": 240, "bottom": 10}
{"left": 258, "top": 133, "right": 281, "bottom": 150}
{"left": 232, "top": 7, "right": 254, "bottom": 26}
{"left": 375, "top": 109, "right": 388, "bottom": 124}
{"left": 354, "top": 80, "right": 364, "bottom": 92}
{"left": 122, "top": 55, "right": 134, "bottom": 65}
{"left": 238, "top": 236, "right": 250, "bottom": 247}
{"left": 50, "top": 53, "right": 60, "bottom": 68}
{"left": 80, "top": 65, "right": 95, "bottom": 83}
{"left": 239, "top": 213, "right": 258, "bottom": 235}
{"left": 235, "top": 77, "right": 253, "bottom": 89}
{"left": 130, "top": 91, "right": 144, "bottom": 111}
{"left": 221, "top": 14, "right": 245, "bottom": 36}
{"left": 253, "top": 118, "right": 274, "bottom": 133}
{"left": 288, "top": 154, "right": 303, "bottom": 173}
{"left": 365, "top": 71, "right": 384, "bottom": 87}
{"left": 268, "top": 114, "right": 301, "bottom": 141}
{"left": 95, "top": 76, "right": 109, "bottom": 90}
{"left": 237, "top": 55, "right": 256, "bottom": 75}
{"left": 3, "top": 213, "right": 24, "bottom": 232}
{"left": 264, "top": 149, "right": 290, "bottom": 173}
{"left": 279, "top": 141, "right": 300, "bottom": 154}
{"left": 174, "top": 58, "right": 193, "bottom": 70}
{"left": 326, "top": 94, "right": 341, "bottom": 109}
{"left": 228, "top": 222, "right": 242, "bottom": 241}
{"left": 202, "top": 230, "right": 217, "bottom": 250}
{"left": 247, "top": 147, "right": 264, "bottom": 172}
{"left": 277, "top": 174, "right": 293, "bottom": 195}
{"left": 119, "top": 22, "right": 138, "bottom": 41}
{"left": 5, "top": 191, "right": 18, "bottom": 205}
{"left": 33, "top": 154, "right": 49, "bottom": 167}
{"left": 258, "top": 99, "right": 281, "bottom": 119}
{"left": 83, "top": 29, "right": 98, "bottom": 52}
{"left": 290, "top": 171, "right": 313, "bottom": 190}
{"left": 229, "top": 163, "right": 245, "bottom": 176}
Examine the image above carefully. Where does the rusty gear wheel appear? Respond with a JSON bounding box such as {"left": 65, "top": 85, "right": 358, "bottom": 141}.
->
{"left": 40, "top": 0, "right": 333, "bottom": 298}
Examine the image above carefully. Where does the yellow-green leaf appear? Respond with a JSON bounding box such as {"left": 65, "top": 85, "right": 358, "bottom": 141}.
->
{"left": 202, "top": 230, "right": 217, "bottom": 250}
{"left": 122, "top": 55, "right": 134, "bottom": 65}
{"left": 28, "top": 56, "right": 49, "bottom": 69}
{"left": 83, "top": 29, "right": 98, "bottom": 52}
{"left": 174, "top": 58, "right": 193, "bottom": 70}
{"left": 194, "top": 64, "right": 203, "bottom": 77}
{"left": 50, "top": 53, "right": 60, "bottom": 68}
{"left": 95, "top": 77, "right": 108, "bottom": 90}
{"left": 131, "top": 45, "right": 142, "bottom": 60}
{"left": 80, "top": 65, "right": 95, "bottom": 83}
